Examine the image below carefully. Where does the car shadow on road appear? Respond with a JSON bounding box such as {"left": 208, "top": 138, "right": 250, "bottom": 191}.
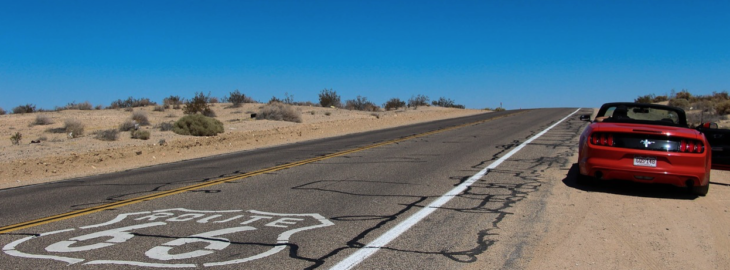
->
{"left": 562, "top": 163, "right": 698, "bottom": 200}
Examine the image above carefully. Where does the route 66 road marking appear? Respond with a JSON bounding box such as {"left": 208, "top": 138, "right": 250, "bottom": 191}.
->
{"left": 3, "top": 208, "right": 334, "bottom": 267}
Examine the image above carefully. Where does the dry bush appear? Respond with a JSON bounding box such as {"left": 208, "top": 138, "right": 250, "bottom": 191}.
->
{"left": 173, "top": 114, "right": 224, "bottom": 136}
{"left": 153, "top": 105, "right": 165, "bottom": 112}
{"left": 132, "top": 111, "right": 150, "bottom": 126}
{"left": 716, "top": 100, "right": 730, "bottom": 115}
{"left": 668, "top": 98, "right": 690, "bottom": 109}
{"left": 131, "top": 130, "right": 151, "bottom": 140}
{"left": 164, "top": 95, "right": 184, "bottom": 108}
{"left": 58, "top": 101, "right": 93, "bottom": 111}
{"left": 109, "top": 97, "right": 156, "bottom": 109}
{"left": 10, "top": 132, "right": 22, "bottom": 145}
{"left": 158, "top": 122, "right": 174, "bottom": 131}
{"left": 345, "top": 96, "right": 379, "bottom": 111}
{"left": 95, "top": 129, "right": 119, "bottom": 141}
{"left": 384, "top": 98, "right": 405, "bottom": 111}
{"left": 183, "top": 92, "right": 215, "bottom": 116}
{"left": 408, "top": 95, "right": 429, "bottom": 109}
{"left": 0, "top": 107, "right": 6, "bottom": 115}
{"left": 64, "top": 119, "right": 84, "bottom": 138}
{"left": 318, "top": 88, "right": 341, "bottom": 108}
{"left": 119, "top": 119, "right": 137, "bottom": 131}
{"left": 256, "top": 103, "right": 302, "bottom": 123}
{"left": 32, "top": 115, "right": 54, "bottom": 126}
{"left": 13, "top": 104, "right": 36, "bottom": 114}
{"left": 494, "top": 107, "right": 506, "bottom": 112}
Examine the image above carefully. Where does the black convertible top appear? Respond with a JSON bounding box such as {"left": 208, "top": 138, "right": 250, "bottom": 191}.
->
{"left": 595, "top": 102, "right": 688, "bottom": 127}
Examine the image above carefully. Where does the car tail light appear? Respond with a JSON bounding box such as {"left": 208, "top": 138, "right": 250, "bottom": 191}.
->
{"left": 590, "top": 133, "right": 614, "bottom": 146}
{"left": 679, "top": 139, "right": 704, "bottom": 153}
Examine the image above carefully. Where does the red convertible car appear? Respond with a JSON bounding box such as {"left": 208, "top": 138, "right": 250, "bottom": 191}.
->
{"left": 578, "top": 102, "right": 711, "bottom": 196}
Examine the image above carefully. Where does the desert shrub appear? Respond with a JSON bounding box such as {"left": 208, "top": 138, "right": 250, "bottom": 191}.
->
{"left": 408, "top": 94, "right": 429, "bottom": 109}
{"left": 153, "top": 105, "right": 165, "bottom": 112}
{"left": 10, "top": 132, "right": 22, "bottom": 145}
{"left": 109, "top": 97, "right": 156, "bottom": 109}
{"left": 158, "top": 139, "right": 167, "bottom": 146}
{"left": 712, "top": 91, "right": 729, "bottom": 101}
{"left": 345, "top": 96, "right": 378, "bottom": 111}
{"left": 668, "top": 98, "right": 690, "bottom": 109}
{"left": 119, "top": 119, "right": 137, "bottom": 131}
{"left": 674, "top": 89, "right": 692, "bottom": 100}
{"left": 325, "top": 111, "right": 331, "bottom": 116}
{"left": 95, "top": 105, "right": 103, "bottom": 110}
{"left": 183, "top": 92, "right": 215, "bottom": 116}
{"left": 652, "top": 95, "right": 668, "bottom": 103}
{"left": 13, "top": 104, "right": 36, "bottom": 114}
{"left": 432, "top": 97, "right": 455, "bottom": 107}
{"left": 210, "top": 97, "right": 219, "bottom": 103}
{"left": 256, "top": 102, "right": 302, "bottom": 123}
{"left": 95, "top": 129, "right": 119, "bottom": 141}
{"left": 132, "top": 111, "right": 150, "bottom": 126}
{"left": 269, "top": 96, "right": 282, "bottom": 104}
{"left": 173, "top": 114, "right": 224, "bottom": 136}
{"left": 131, "top": 130, "right": 151, "bottom": 140}
{"left": 0, "top": 107, "right": 5, "bottom": 115}
{"left": 384, "top": 98, "right": 406, "bottom": 111}
{"left": 319, "top": 88, "right": 341, "bottom": 108}
{"left": 224, "top": 90, "right": 255, "bottom": 107}
{"left": 163, "top": 95, "right": 185, "bottom": 109}
{"left": 635, "top": 95, "right": 653, "bottom": 104}
{"left": 32, "top": 115, "right": 54, "bottom": 126}
{"left": 58, "top": 101, "right": 93, "bottom": 111}
{"left": 158, "top": 122, "right": 174, "bottom": 131}
{"left": 64, "top": 119, "right": 84, "bottom": 138}
{"left": 716, "top": 100, "right": 730, "bottom": 115}
{"left": 494, "top": 107, "right": 506, "bottom": 112}
{"left": 202, "top": 108, "right": 217, "bottom": 118}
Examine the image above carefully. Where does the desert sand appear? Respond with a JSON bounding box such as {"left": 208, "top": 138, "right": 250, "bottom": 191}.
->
{"left": 0, "top": 103, "right": 486, "bottom": 188}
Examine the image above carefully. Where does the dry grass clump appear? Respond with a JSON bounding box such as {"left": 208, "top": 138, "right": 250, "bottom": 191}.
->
{"left": 32, "top": 115, "right": 54, "bottom": 126}
{"left": 173, "top": 114, "right": 224, "bottom": 136}
{"left": 256, "top": 103, "right": 302, "bottom": 123}
{"left": 132, "top": 111, "right": 150, "bottom": 126}
{"left": 131, "top": 130, "right": 151, "bottom": 140}
{"left": 95, "top": 129, "right": 119, "bottom": 141}
{"left": 64, "top": 119, "right": 84, "bottom": 138}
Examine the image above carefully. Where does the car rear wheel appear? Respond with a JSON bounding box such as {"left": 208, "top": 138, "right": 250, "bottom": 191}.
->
{"left": 692, "top": 184, "right": 709, "bottom": 196}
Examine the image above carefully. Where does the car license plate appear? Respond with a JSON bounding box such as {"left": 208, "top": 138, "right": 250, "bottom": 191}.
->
{"left": 634, "top": 156, "right": 657, "bottom": 167}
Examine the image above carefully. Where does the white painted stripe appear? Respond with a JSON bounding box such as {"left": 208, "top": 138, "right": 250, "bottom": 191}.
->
{"left": 330, "top": 108, "right": 581, "bottom": 270}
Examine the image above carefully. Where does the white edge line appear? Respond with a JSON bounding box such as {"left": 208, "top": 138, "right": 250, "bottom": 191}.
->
{"left": 329, "top": 108, "right": 581, "bottom": 270}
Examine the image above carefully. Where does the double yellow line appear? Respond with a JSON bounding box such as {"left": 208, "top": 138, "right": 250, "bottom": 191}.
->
{"left": 0, "top": 111, "right": 521, "bottom": 234}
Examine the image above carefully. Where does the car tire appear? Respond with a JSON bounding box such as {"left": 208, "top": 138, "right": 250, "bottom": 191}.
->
{"left": 692, "top": 184, "right": 709, "bottom": 196}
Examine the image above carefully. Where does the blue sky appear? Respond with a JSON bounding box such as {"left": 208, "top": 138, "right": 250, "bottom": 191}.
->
{"left": 1, "top": 0, "right": 729, "bottom": 111}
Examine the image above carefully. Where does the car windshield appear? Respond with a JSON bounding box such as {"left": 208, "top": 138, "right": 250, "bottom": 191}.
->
{"left": 599, "top": 104, "right": 684, "bottom": 126}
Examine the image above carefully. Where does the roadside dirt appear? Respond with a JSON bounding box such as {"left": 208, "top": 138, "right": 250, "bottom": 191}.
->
{"left": 0, "top": 104, "right": 485, "bottom": 189}
{"left": 470, "top": 109, "right": 730, "bottom": 270}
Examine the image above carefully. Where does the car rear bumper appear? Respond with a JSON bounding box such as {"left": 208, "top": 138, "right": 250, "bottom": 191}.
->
{"left": 579, "top": 147, "right": 710, "bottom": 188}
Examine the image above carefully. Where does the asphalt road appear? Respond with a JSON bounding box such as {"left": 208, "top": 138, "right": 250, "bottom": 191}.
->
{"left": 0, "top": 107, "right": 584, "bottom": 269}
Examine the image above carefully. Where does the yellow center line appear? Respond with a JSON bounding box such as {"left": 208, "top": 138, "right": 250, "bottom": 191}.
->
{"left": 0, "top": 111, "right": 523, "bottom": 234}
